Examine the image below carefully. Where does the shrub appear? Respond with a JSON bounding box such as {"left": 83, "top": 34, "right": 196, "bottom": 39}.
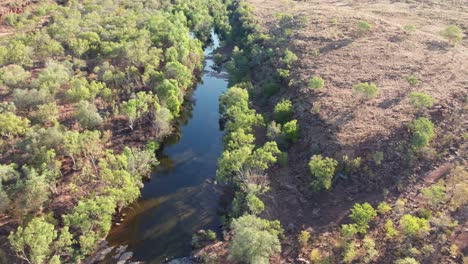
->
{"left": 377, "top": 201, "right": 392, "bottom": 215}
{"left": 298, "top": 230, "right": 310, "bottom": 247}
{"left": 349, "top": 203, "right": 377, "bottom": 234}
{"left": 13, "top": 89, "right": 53, "bottom": 110}
{"left": 406, "top": 75, "right": 419, "bottom": 86}
{"left": 400, "top": 214, "right": 430, "bottom": 237}
{"left": 409, "top": 92, "right": 435, "bottom": 109}
{"left": 440, "top": 25, "right": 463, "bottom": 45}
{"left": 309, "top": 249, "right": 322, "bottom": 263}
{"left": 267, "top": 121, "right": 282, "bottom": 141}
{"left": 308, "top": 76, "right": 324, "bottom": 90}
{"left": 353, "top": 82, "right": 379, "bottom": 100}
{"left": 1, "top": 65, "right": 30, "bottom": 87}
{"left": 421, "top": 180, "right": 446, "bottom": 207}
{"left": 229, "top": 215, "right": 282, "bottom": 264}
{"left": 277, "top": 69, "right": 290, "bottom": 80}
{"left": 214, "top": 53, "right": 223, "bottom": 65}
{"left": 385, "top": 220, "right": 399, "bottom": 239}
{"left": 362, "top": 236, "right": 378, "bottom": 263}
{"left": 372, "top": 151, "right": 384, "bottom": 165}
{"left": 357, "top": 20, "right": 372, "bottom": 34}
{"left": 341, "top": 224, "right": 358, "bottom": 238}
{"left": 309, "top": 155, "right": 338, "bottom": 191}
{"left": 403, "top": 24, "right": 417, "bottom": 34}
{"left": 274, "top": 99, "right": 293, "bottom": 124}
{"left": 408, "top": 117, "right": 435, "bottom": 149}
{"left": 281, "top": 49, "right": 298, "bottom": 68}
{"left": 343, "top": 241, "right": 357, "bottom": 263}
{"left": 75, "top": 101, "right": 103, "bottom": 130}
{"left": 246, "top": 193, "right": 265, "bottom": 215}
{"left": 395, "top": 257, "right": 419, "bottom": 264}
{"left": 282, "top": 120, "right": 299, "bottom": 143}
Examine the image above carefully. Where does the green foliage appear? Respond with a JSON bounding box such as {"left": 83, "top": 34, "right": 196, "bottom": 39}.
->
{"left": 281, "top": 49, "right": 298, "bottom": 68}
{"left": 403, "top": 24, "right": 417, "bottom": 34}
{"left": 440, "top": 25, "right": 463, "bottom": 45}
{"left": 214, "top": 53, "right": 223, "bottom": 65}
{"left": 353, "top": 82, "right": 379, "bottom": 100}
{"left": 13, "top": 89, "right": 52, "bottom": 110}
{"left": 9, "top": 217, "right": 57, "bottom": 264}
{"left": 266, "top": 121, "right": 282, "bottom": 142}
{"left": 156, "top": 79, "right": 182, "bottom": 117}
{"left": 377, "top": 201, "right": 392, "bottom": 215}
{"left": 408, "top": 117, "right": 435, "bottom": 149}
{"left": 33, "top": 103, "right": 59, "bottom": 125}
{"left": 263, "top": 79, "right": 281, "bottom": 97}
{"left": 357, "top": 20, "right": 372, "bottom": 34}
{"left": 341, "top": 224, "right": 358, "bottom": 238}
{"left": 400, "top": 214, "right": 430, "bottom": 237}
{"left": 421, "top": 180, "right": 446, "bottom": 207}
{"left": 282, "top": 119, "right": 299, "bottom": 143}
{"left": 75, "top": 101, "right": 103, "bottom": 130}
{"left": 342, "top": 241, "right": 357, "bottom": 263}
{"left": 409, "top": 92, "right": 435, "bottom": 110}
{"left": 372, "top": 151, "right": 384, "bottom": 165}
{"left": 0, "top": 112, "right": 30, "bottom": 138}
{"left": 309, "top": 249, "right": 322, "bottom": 264}
{"left": 298, "top": 230, "right": 311, "bottom": 248}
{"left": 308, "top": 155, "right": 338, "bottom": 191}
{"left": 15, "top": 168, "right": 52, "bottom": 216}
{"left": 395, "top": 257, "right": 419, "bottom": 264}
{"left": 308, "top": 76, "right": 325, "bottom": 90}
{"left": 3, "top": 40, "right": 33, "bottom": 67}
{"left": 1, "top": 64, "right": 30, "bottom": 87}
{"left": 229, "top": 215, "right": 282, "bottom": 264}
{"left": 121, "top": 92, "right": 158, "bottom": 130}
{"left": 406, "top": 75, "right": 419, "bottom": 86}
{"left": 385, "top": 220, "right": 399, "bottom": 239}
{"left": 274, "top": 99, "right": 293, "bottom": 124}
{"left": 362, "top": 236, "right": 378, "bottom": 263}
{"left": 246, "top": 193, "right": 264, "bottom": 215}
{"left": 349, "top": 203, "right": 377, "bottom": 234}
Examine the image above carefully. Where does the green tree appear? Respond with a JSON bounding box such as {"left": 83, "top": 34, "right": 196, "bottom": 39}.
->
{"left": 281, "top": 49, "right": 298, "bottom": 69}
{"left": 246, "top": 193, "right": 264, "bottom": 215}
{"left": 9, "top": 217, "right": 57, "bottom": 264}
{"left": 349, "top": 202, "right": 377, "bottom": 234}
{"left": 408, "top": 117, "right": 435, "bottom": 149}
{"left": 156, "top": 79, "right": 181, "bottom": 117}
{"left": 353, "top": 82, "right": 379, "bottom": 100}
{"left": 308, "top": 155, "right": 338, "bottom": 191}
{"left": 75, "top": 101, "right": 103, "bottom": 130}
{"left": 229, "top": 215, "right": 282, "bottom": 264}
{"left": 282, "top": 119, "right": 299, "bottom": 143}
{"left": 274, "top": 99, "right": 293, "bottom": 124}
{"left": 14, "top": 168, "right": 51, "bottom": 216}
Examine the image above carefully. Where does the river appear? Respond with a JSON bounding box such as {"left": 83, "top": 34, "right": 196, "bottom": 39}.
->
{"left": 105, "top": 32, "right": 228, "bottom": 263}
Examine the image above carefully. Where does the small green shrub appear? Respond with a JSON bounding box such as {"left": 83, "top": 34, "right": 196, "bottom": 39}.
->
{"left": 274, "top": 99, "right": 293, "bottom": 124}
{"left": 341, "top": 224, "right": 358, "bottom": 238}
{"left": 395, "top": 257, "right": 419, "bottom": 264}
{"left": 408, "top": 117, "right": 435, "bottom": 149}
{"left": 309, "top": 155, "right": 338, "bottom": 191}
{"left": 353, "top": 82, "right": 379, "bottom": 100}
{"left": 385, "top": 220, "right": 399, "bottom": 239}
{"left": 372, "top": 151, "right": 384, "bottom": 165}
{"left": 403, "top": 24, "right": 417, "bottom": 34}
{"left": 277, "top": 69, "right": 290, "bottom": 80}
{"left": 309, "top": 248, "right": 322, "bottom": 263}
{"left": 349, "top": 203, "right": 377, "bottom": 234}
{"left": 308, "top": 76, "right": 325, "bottom": 90}
{"left": 409, "top": 92, "right": 435, "bottom": 109}
{"left": 406, "top": 75, "right": 419, "bottom": 86}
{"left": 400, "top": 214, "right": 430, "bottom": 237}
{"left": 357, "top": 20, "right": 372, "bottom": 34}
{"left": 377, "top": 201, "right": 392, "bottom": 215}
{"left": 342, "top": 241, "right": 357, "bottom": 263}
{"left": 267, "top": 121, "right": 282, "bottom": 141}
{"left": 282, "top": 119, "right": 299, "bottom": 143}
{"left": 440, "top": 25, "right": 463, "bottom": 45}
{"left": 421, "top": 180, "right": 446, "bottom": 207}
{"left": 298, "top": 230, "right": 310, "bottom": 247}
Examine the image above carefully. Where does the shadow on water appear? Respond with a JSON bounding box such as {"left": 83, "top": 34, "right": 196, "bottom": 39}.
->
{"left": 105, "top": 31, "right": 228, "bottom": 263}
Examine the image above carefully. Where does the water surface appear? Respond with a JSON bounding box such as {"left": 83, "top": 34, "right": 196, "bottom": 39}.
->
{"left": 106, "top": 32, "right": 228, "bottom": 263}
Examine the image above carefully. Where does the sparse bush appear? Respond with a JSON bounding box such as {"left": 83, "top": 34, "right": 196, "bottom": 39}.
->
{"left": 373, "top": 151, "right": 384, "bottom": 165}
{"left": 309, "top": 155, "right": 338, "bottom": 191}
{"left": 440, "top": 25, "right": 463, "bottom": 45}
{"left": 408, "top": 117, "right": 435, "bottom": 149}
{"left": 409, "top": 92, "right": 435, "bottom": 109}
{"left": 357, "top": 20, "right": 372, "bottom": 34}
{"left": 341, "top": 224, "right": 358, "bottom": 238}
{"left": 267, "top": 121, "right": 282, "bottom": 141}
{"left": 349, "top": 203, "right": 377, "bottom": 234}
{"left": 385, "top": 220, "right": 399, "bottom": 239}
{"left": 421, "top": 180, "right": 446, "bottom": 208}
{"left": 274, "top": 99, "right": 293, "bottom": 124}
{"left": 246, "top": 193, "right": 265, "bottom": 215}
{"left": 309, "top": 248, "right": 322, "bottom": 263}
{"left": 343, "top": 241, "right": 357, "bottom": 263}
{"left": 1, "top": 65, "right": 30, "bottom": 87}
{"left": 308, "top": 76, "right": 324, "bottom": 90}
{"left": 353, "top": 82, "right": 379, "bottom": 100}
{"left": 277, "top": 69, "right": 290, "bottom": 80}
{"left": 377, "top": 201, "right": 392, "bottom": 215}
{"left": 395, "top": 257, "right": 419, "bottom": 264}
{"left": 75, "top": 101, "right": 103, "bottom": 130}
{"left": 403, "top": 24, "right": 417, "bottom": 34}
{"left": 281, "top": 49, "right": 298, "bottom": 68}
{"left": 13, "top": 89, "right": 53, "bottom": 110}
{"left": 298, "top": 230, "right": 310, "bottom": 248}
{"left": 363, "top": 236, "right": 378, "bottom": 263}
{"left": 406, "top": 75, "right": 419, "bottom": 86}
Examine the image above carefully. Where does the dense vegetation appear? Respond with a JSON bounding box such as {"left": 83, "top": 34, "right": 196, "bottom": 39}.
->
{"left": 0, "top": 0, "right": 230, "bottom": 262}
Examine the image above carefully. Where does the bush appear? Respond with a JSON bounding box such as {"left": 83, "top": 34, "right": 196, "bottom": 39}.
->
{"left": 349, "top": 203, "right": 377, "bottom": 234}
{"left": 362, "top": 236, "right": 378, "bottom": 263}
{"left": 229, "top": 215, "right": 282, "bottom": 264}
{"left": 274, "top": 99, "right": 293, "bottom": 124}
{"left": 421, "top": 180, "right": 446, "bottom": 207}
{"left": 266, "top": 121, "right": 282, "bottom": 141}
{"left": 1, "top": 65, "right": 30, "bottom": 87}
{"left": 357, "top": 20, "right": 372, "bottom": 34}
{"left": 246, "top": 193, "right": 265, "bottom": 215}
{"left": 282, "top": 119, "right": 299, "bottom": 143}
{"left": 281, "top": 49, "right": 298, "bottom": 68}
{"left": 377, "top": 201, "right": 392, "bottom": 215}
{"left": 400, "top": 214, "right": 430, "bottom": 237}
{"left": 298, "top": 230, "right": 310, "bottom": 247}
{"left": 308, "top": 76, "right": 324, "bottom": 90}
{"left": 409, "top": 92, "right": 435, "bottom": 109}
{"left": 408, "top": 117, "right": 435, "bottom": 149}
{"left": 342, "top": 241, "right": 357, "bottom": 263}
{"left": 440, "top": 25, "right": 463, "bottom": 45}
{"left": 13, "top": 89, "right": 53, "bottom": 110}
{"left": 75, "top": 101, "right": 103, "bottom": 130}
{"left": 309, "top": 249, "right": 322, "bottom": 263}
{"left": 403, "top": 24, "right": 417, "bottom": 34}
{"left": 406, "top": 75, "right": 419, "bottom": 86}
{"left": 395, "top": 257, "right": 419, "bottom": 264}
{"left": 341, "top": 224, "right": 358, "bottom": 238}
{"left": 372, "top": 151, "right": 384, "bottom": 165}
{"left": 214, "top": 53, "right": 223, "bottom": 65}
{"left": 353, "top": 82, "right": 379, "bottom": 100}
{"left": 385, "top": 220, "right": 399, "bottom": 239}
{"left": 309, "top": 155, "right": 338, "bottom": 191}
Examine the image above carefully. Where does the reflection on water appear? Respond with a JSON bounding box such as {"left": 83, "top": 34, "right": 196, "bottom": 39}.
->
{"left": 105, "top": 31, "right": 228, "bottom": 263}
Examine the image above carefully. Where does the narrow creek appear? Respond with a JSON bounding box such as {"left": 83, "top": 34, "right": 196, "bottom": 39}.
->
{"left": 105, "top": 32, "right": 228, "bottom": 263}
